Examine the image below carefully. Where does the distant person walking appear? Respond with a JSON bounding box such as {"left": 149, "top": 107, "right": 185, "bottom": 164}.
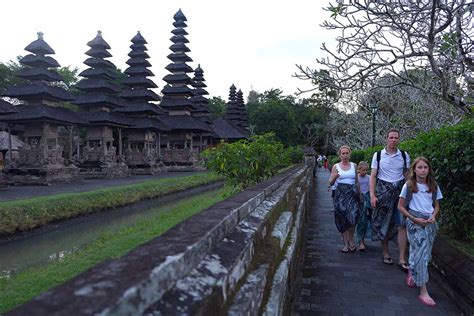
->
{"left": 370, "top": 129, "right": 410, "bottom": 269}
{"left": 329, "top": 145, "right": 360, "bottom": 252}
{"left": 398, "top": 157, "right": 442, "bottom": 307}
{"left": 323, "top": 157, "right": 329, "bottom": 170}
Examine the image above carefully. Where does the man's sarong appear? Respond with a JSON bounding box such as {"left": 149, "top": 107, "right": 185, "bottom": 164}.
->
{"left": 333, "top": 183, "right": 360, "bottom": 233}
{"left": 407, "top": 210, "right": 437, "bottom": 286}
{"left": 371, "top": 179, "right": 403, "bottom": 241}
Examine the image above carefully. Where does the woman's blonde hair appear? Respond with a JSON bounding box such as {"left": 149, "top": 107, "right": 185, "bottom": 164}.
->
{"left": 338, "top": 145, "right": 351, "bottom": 155}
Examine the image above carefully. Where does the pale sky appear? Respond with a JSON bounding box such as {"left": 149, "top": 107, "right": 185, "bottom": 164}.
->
{"left": 0, "top": 0, "right": 334, "bottom": 100}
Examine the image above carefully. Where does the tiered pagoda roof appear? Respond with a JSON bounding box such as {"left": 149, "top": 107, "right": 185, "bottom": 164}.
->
{"left": 225, "top": 84, "right": 239, "bottom": 122}
{"left": 236, "top": 89, "right": 249, "bottom": 129}
{"left": 211, "top": 117, "right": 250, "bottom": 140}
{"left": 0, "top": 99, "right": 18, "bottom": 115}
{"left": 160, "top": 9, "right": 195, "bottom": 111}
{"left": 190, "top": 64, "right": 210, "bottom": 122}
{"left": 2, "top": 32, "right": 74, "bottom": 104}
{"left": 225, "top": 85, "right": 249, "bottom": 129}
{"left": 74, "top": 31, "right": 130, "bottom": 127}
{"left": 115, "top": 31, "right": 167, "bottom": 119}
{"left": 1, "top": 32, "right": 83, "bottom": 125}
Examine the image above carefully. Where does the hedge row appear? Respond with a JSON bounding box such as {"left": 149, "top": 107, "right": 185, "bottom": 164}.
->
{"left": 350, "top": 119, "right": 473, "bottom": 241}
{"left": 0, "top": 173, "right": 223, "bottom": 235}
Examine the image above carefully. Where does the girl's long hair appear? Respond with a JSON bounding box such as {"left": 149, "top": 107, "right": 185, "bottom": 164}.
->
{"left": 408, "top": 157, "right": 437, "bottom": 193}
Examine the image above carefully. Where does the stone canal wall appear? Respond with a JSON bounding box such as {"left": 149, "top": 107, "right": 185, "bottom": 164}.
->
{"left": 8, "top": 161, "right": 315, "bottom": 316}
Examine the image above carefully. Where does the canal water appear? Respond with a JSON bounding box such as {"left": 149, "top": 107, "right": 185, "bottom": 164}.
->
{"left": 0, "top": 182, "right": 223, "bottom": 279}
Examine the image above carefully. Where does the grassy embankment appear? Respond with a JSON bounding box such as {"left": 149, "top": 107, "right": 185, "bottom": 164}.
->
{"left": 0, "top": 186, "right": 232, "bottom": 313}
{"left": 0, "top": 172, "right": 223, "bottom": 235}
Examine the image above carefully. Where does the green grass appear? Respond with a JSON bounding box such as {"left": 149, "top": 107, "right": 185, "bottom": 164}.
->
{"left": 0, "top": 186, "right": 232, "bottom": 313}
{"left": 0, "top": 172, "right": 223, "bottom": 234}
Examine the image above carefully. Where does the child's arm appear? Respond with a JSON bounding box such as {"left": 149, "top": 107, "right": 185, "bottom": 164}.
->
{"left": 428, "top": 200, "right": 440, "bottom": 223}
{"left": 398, "top": 197, "right": 427, "bottom": 226}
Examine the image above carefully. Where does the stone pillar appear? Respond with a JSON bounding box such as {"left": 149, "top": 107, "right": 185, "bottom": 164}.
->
{"left": 69, "top": 126, "right": 74, "bottom": 161}
{"left": 200, "top": 134, "right": 203, "bottom": 152}
{"left": 158, "top": 133, "right": 161, "bottom": 157}
{"left": 42, "top": 123, "right": 48, "bottom": 162}
{"left": 118, "top": 128, "right": 123, "bottom": 157}
{"left": 7, "top": 125, "right": 12, "bottom": 163}
{"left": 76, "top": 131, "right": 81, "bottom": 161}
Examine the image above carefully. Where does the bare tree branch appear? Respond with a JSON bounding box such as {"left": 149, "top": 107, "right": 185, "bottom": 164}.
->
{"left": 295, "top": 0, "right": 473, "bottom": 114}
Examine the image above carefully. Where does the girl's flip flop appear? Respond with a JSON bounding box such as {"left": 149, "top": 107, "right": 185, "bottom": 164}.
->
{"left": 418, "top": 295, "right": 436, "bottom": 306}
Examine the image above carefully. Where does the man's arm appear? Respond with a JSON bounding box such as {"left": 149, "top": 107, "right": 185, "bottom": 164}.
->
{"left": 370, "top": 168, "right": 378, "bottom": 208}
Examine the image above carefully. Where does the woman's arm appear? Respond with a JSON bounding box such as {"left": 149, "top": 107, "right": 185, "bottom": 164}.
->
{"left": 328, "top": 165, "right": 339, "bottom": 186}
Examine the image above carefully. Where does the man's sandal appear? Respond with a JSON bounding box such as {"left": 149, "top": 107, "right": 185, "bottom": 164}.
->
{"left": 382, "top": 257, "right": 394, "bottom": 265}
{"left": 398, "top": 262, "right": 409, "bottom": 272}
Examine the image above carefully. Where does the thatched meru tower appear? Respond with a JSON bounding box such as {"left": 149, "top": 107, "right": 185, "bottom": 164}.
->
{"left": 225, "top": 84, "right": 240, "bottom": 126}
{"left": 235, "top": 89, "right": 249, "bottom": 129}
{"left": 190, "top": 64, "right": 211, "bottom": 123}
{"left": 74, "top": 31, "right": 130, "bottom": 178}
{"left": 115, "top": 31, "right": 169, "bottom": 174}
{"left": 160, "top": 9, "right": 211, "bottom": 165}
{"left": 210, "top": 84, "right": 250, "bottom": 143}
{"left": 0, "top": 32, "right": 84, "bottom": 184}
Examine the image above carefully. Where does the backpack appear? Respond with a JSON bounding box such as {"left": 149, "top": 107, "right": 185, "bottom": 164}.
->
{"left": 376, "top": 149, "right": 408, "bottom": 173}
{"left": 404, "top": 183, "right": 437, "bottom": 210}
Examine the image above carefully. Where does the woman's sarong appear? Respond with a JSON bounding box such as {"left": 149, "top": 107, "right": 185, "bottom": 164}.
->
{"left": 407, "top": 210, "right": 437, "bottom": 286}
{"left": 333, "top": 183, "right": 360, "bottom": 233}
{"left": 355, "top": 192, "right": 372, "bottom": 245}
{"left": 371, "top": 179, "right": 403, "bottom": 241}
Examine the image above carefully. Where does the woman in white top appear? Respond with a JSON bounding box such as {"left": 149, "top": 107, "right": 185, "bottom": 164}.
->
{"left": 398, "top": 157, "right": 442, "bottom": 307}
{"left": 329, "top": 145, "right": 360, "bottom": 253}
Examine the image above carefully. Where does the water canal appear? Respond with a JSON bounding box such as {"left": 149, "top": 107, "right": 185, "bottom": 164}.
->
{"left": 0, "top": 182, "right": 223, "bottom": 279}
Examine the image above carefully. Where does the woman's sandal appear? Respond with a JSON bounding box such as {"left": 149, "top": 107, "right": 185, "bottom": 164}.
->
{"left": 398, "top": 262, "right": 409, "bottom": 272}
{"left": 382, "top": 256, "right": 394, "bottom": 265}
{"left": 348, "top": 243, "right": 356, "bottom": 252}
{"left": 418, "top": 295, "right": 436, "bottom": 306}
{"left": 340, "top": 246, "right": 350, "bottom": 253}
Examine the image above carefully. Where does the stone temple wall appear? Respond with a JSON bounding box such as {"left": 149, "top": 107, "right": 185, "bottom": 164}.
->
{"left": 7, "top": 160, "right": 315, "bottom": 316}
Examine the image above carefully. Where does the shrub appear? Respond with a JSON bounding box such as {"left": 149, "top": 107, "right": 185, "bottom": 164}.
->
{"left": 349, "top": 150, "right": 366, "bottom": 165}
{"left": 284, "top": 146, "right": 304, "bottom": 164}
{"left": 202, "top": 133, "right": 291, "bottom": 189}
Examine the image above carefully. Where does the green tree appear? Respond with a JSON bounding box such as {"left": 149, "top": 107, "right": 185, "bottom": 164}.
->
{"left": 207, "top": 96, "right": 227, "bottom": 119}
{"left": 0, "top": 58, "right": 24, "bottom": 93}
{"left": 248, "top": 89, "right": 299, "bottom": 146}
{"left": 55, "top": 66, "right": 80, "bottom": 91}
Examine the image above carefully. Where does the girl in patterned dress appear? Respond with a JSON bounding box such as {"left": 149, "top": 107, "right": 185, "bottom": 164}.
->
{"left": 397, "top": 157, "right": 442, "bottom": 307}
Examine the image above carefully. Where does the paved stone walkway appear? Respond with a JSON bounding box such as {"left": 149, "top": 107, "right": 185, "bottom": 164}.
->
{"left": 0, "top": 171, "right": 205, "bottom": 202}
{"left": 291, "top": 169, "right": 460, "bottom": 315}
